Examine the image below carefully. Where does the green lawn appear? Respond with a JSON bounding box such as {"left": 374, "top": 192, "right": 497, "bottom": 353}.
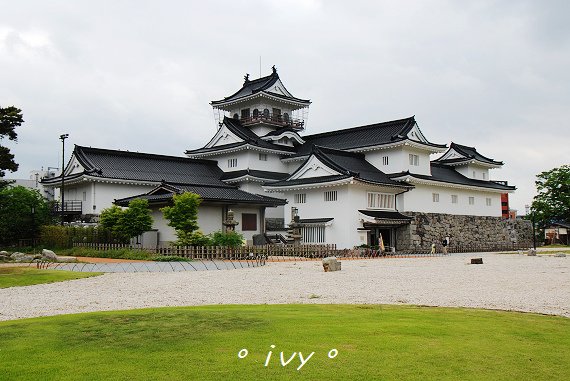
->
{"left": 0, "top": 267, "right": 102, "bottom": 288}
{"left": 0, "top": 305, "right": 568, "bottom": 380}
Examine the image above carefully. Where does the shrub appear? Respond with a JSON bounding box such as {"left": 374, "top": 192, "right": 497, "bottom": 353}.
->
{"left": 209, "top": 230, "right": 244, "bottom": 247}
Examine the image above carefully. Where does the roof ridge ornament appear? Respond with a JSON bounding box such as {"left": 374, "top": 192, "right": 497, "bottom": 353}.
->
{"left": 244, "top": 73, "right": 249, "bottom": 83}
{"left": 272, "top": 65, "right": 277, "bottom": 74}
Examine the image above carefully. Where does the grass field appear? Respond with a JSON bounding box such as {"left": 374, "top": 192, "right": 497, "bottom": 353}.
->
{"left": 0, "top": 267, "right": 102, "bottom": 288}
{"left": 0, "top": 304, "right": 568, "bottom": 380}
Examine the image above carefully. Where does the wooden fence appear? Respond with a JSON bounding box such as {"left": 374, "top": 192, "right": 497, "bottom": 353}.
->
{"left": 73, "top": 242, "right": 533, "bottom": 260}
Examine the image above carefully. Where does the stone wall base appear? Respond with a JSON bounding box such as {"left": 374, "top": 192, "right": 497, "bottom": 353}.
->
{"left": 396, "top": 212, "right": 533, "bottom": 251}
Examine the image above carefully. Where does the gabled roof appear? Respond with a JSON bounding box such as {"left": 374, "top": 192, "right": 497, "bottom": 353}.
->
{"left": 266, "top": 146, "right": 412, "bottom": 189}
{"left": 220, "top": 169, "right": 289, "bottom": 183}
{"left": 434, "top": 143, "right": 504, "bottom": 167}
{"left": 42, "top": 146, "right": 226, "bottom": 186}
{"left": 115, "top": 182, "right": 287, "bottom": 207}
{"left": 185, "top": 117, "right": 296, "bottom": 156}
{"left": 389, "top": 163, "right": 515, "bottom": 191}
{"left": 290, "top": 116, "right": 446, "bottom": 157}
{"left": 211, "top": 67, "right": 310, "bottom": 107}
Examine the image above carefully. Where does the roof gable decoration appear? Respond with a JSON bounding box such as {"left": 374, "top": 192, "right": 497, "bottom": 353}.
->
{"left": 204, "top": 124, "right": 245, "bottom": 149}
{"left": 435, "top": 143, "right": 504, "bottom": 168}
{"left": 405, "top": 122, "right": 430, "bottom": 144}
{"left": 64, "top": 154, "right": 86, "bottom": 177}
{"left": 261, "top": 130, "right": 305, "bottom": 145}
{"left": 289, "top": 155, "right": 343, "bottom": 180}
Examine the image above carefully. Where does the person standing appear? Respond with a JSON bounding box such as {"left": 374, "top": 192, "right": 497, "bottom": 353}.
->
{"left": 442, "top": 236, "right": 450, "bottom": 255}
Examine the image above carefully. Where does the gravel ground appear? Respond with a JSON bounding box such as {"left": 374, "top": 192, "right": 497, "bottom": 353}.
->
{"left": 1, "top": 252, "right": 568, "bottom": 321}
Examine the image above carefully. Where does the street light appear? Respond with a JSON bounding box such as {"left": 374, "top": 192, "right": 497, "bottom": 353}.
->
{"left": 60, "top": 134, "right": 69, "bottom": 226}
{"left": 525, "top": 204, "right": 536, "bottom": 250}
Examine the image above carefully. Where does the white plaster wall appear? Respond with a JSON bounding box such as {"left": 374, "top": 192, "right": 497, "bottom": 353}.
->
{"left": 212, "top": 151, "right": 289, "bottom": 173}
{"left": 456, "top": 164, "right": 490, "bottom": 180}
{"left": 238, "top": 182, "right": 286, "bottom": 220}
{"left": 151, "top": 205, "right": 224, "bottom": 245}
{"left": 232, "top": 206, "right": 264, "bottom": 243}
{"left": 365, "top": 146, "right": 431, "bottom": 176}
{"left": 63, "top": 182, "right": 154, "bottom": 214}
{"left": 398, "top": 184, "right": 503, "bottom": 216}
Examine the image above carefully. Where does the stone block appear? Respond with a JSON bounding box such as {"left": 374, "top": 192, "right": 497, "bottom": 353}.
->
{"left": 527, "top": 249, "right": 537, "bottom": 256}
{"left": 470, "top": 258, "right": 483, "bottom": 264}
{"left": 42, "top": 249, "right": 58, "bottom": 261}
{"left": 322, "top": 257, "right": 341, "bottom": 272}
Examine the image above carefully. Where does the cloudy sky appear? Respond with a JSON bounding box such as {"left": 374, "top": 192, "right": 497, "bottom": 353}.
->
{"left": 1, "top": 0, "right": 568, "bottom": 214}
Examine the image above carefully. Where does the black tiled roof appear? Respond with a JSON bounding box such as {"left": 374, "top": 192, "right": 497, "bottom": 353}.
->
{"left": 266, "top": 146, "right": 412, "bottom": 189}
{"left": 292, "top": 116, "right": 446, "bottom": 156}
{"left": 358, "top": 210, "right": 412, "bottom": 221}
{"left": 42, "top": 146, "right": 226, "bottom": 186}
{"left": 220, "top": 169, "right": 289, "bottom": 182}
{"left": 389, "top": 163, "right": 516, "bottom": 191}
{"left": 299, "top": 218, "right": 334, "bottom": 224}
{"left": 211, "top": 70, "right": 310, "bottom": 106}
{"left": 263, "top": 127, "right": 303, "bottom": 138}
{"left": 265, "top": 174, "right": 351, "bottom": 188}
{"left": 435, "top": 143, "right": 504, "bottom": 166}
{"left": 115, "top": 182, "right": 286, "bottom": 207}
{"left": 185, "top": 117, "right": 296, "bottom": 155}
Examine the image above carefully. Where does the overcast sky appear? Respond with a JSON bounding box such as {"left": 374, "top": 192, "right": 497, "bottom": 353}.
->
{"left": 1, "top": 0, "right": 569, "bottom": 214}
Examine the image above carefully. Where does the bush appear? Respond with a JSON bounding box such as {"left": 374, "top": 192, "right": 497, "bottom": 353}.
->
{"left": 209, "top": 231, "right": 244, "bottom": 247}
{"left": 40, "top": 225, "right": 122, "bottom": 249}
{"left": 174, "top": 231, "right": 212, "bottom": 246}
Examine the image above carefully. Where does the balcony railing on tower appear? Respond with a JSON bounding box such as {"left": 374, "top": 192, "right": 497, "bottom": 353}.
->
{"left": 52, "top": 200, "right": 83, "bottom": 215}
{"left": 236, "top": 112, "right": 305, "bottom": 130}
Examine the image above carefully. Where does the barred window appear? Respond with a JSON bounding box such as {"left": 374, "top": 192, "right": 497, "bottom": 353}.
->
{"left": 302, "top": 225, "right": 326, "bottom": 243}
{"left": 259, "top": 153, "right": 267, "bottom": 161}
{"left": 409, "top": 154, "right": 419, "bottom": 166}
{"left": 382, "top": 156, "right": 389, "bottom": 166}
{"left": 469, "top": 197, "right": 475, "bottom": 205}
{"left": 432, "top": 193, "right": 440, "bottom": 203}
{"left": 324, "top": 190, "right": 337, "bottom": 202}
{"left": 228, "top": 158, "right": 238, "bottom": 168}
{"left": 367, "top": 192, "right": 395, "bottom": 209}
{"left": 451, "top": 195, "right": 458, "bottom": 204}
{"left": 294, "top": 193, "right": 306, "bottom": 204}
{"left": 486, "top": 197, "right": 492, "bottom": 206}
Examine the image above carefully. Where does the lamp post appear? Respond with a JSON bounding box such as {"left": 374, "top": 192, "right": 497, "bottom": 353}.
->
{"left": 525, "top": 204, "right": 536, "bottom": 250}
{"left": 31, "top": 205, "right": 36, "bottom": 252}
{"left": 60, "top": 134, "right": 69, "bottom": 226}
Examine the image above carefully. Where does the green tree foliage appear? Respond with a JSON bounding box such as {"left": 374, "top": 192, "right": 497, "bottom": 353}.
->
{"left": 0, "top": 106, "right": 24, "bottom": 187}
{"left": 530, "top": 165, "right": 570, "bottom": 227}
{"left": 209, "top": 230, "right": 244, "bottom": 247}
{"left": 99, "top": 200, "right": 153, "bottom": 240}
{"left": 0, "top": 186, "right": 53, "bottom": 246}
{"left": 160, "top": 192, "right": 203, "bottom": 245}
{"left": 121, "top": 199, "right": 153, "bottom": 239}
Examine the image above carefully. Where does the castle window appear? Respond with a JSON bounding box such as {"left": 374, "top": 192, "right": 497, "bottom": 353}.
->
{"left": 302, "top": 225, "right": 326, "bottom": 243}
{"left": 294, "top": 193, "right": 306, "bottom": 204}
{"left": 233, "top": 113, "right": 239, "bottom": 119}
{"left": 486, "top": 198, "right": 492, "bottom": 206}
{"left": 272, "top": 108, "right": 282, "bottom": 121}
{"left": 253, "top": 109, "right": 259, "bottom": 118}
{"left": 473, "top": 171, "right": 476, "bottom": 178}
{"left": 259, "top": 153, "right": 267, "bottom": 161}
{"left": 367, "top": 192, "right": 394, "bottom": 209}
{"left": 382, "top": 156, "right": 389, "bottom": 166}
{"left": 409, "top": 154, "right": 419, "bottom": 166}
{"left": 451, "top": 195, "right": 458, "bottom": 204}
{"left": 283, "top": 113, "right": 290, "bottom": 123}
{"left": 482, "top": 172, "right": 486, "bottom": 180}
{"left": 228, "top": 158, "right": 238, "bottom": 168}
{"left": 263, "top": 108, "right": 270, "bottom": 118}
{"left": 242, "top": 213, "right": 257, "bottom": 231}
{"left": 324, "top": 190, "right": 337, "bottom": 202}
{"left": 469, "top": 197, "right": 475, "bottom": 205}
{"left": 240, "top": 108, "right": 250, "bottom": 120}
{"left": 432, "top": 193, "right": 440, "bottom": 203}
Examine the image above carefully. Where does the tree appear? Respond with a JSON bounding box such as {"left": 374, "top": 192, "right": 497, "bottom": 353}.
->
{"left": 0, "top": 186, "right": 53, "bottom": 246}
{"left": 530, "top": 165, "right": 570, "bottom": 228}
{"left": 0, "top": 106, "right": 24, "bottom": 186}
{"left": 99, "top": 205, "right": 128, "bottom": 241}
{"left": 160, "top": 192, "right": 203, "bottom": 245}
{"left": 120, "top": 199, "right": 153, "bottom": 239}
{"left": 99, "top": 200, "right": 153, "bottom": 240}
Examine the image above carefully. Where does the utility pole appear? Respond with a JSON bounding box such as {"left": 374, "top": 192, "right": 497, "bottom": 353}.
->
{"left": 60, "top": 134, "right": 69, "bottom": 226}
